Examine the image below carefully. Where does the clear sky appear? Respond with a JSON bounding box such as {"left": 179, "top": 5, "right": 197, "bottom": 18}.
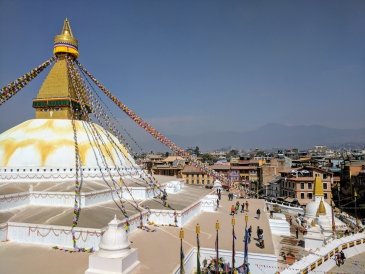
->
{"left": 1, "top": 0, "right": 364, "bottom": 139}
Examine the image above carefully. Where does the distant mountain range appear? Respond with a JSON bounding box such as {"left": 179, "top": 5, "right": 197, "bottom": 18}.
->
{"left": 139, "top": 123, "right": 365, "bottom": 151}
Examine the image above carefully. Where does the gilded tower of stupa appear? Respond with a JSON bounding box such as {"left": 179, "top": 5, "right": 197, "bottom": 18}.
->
{"left": 32, "top": 19, "right": 86, "bottom": 120}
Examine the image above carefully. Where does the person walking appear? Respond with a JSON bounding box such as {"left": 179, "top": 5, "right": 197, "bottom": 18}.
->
{"left": 256, "top": 208, "right": 261, "bottom": 219}
{"left": 231, "top": 205, "right": 235, "bottom": 216}
{"left": 340, "top": 250, "right": 346, "bottom": 265}
{"left": 248, "top": 225, "right": 252, "bottom": 243}
{"left": 289, "top": 216, "right": 292, "bottom": 225}
{"left": 245, "top": 201, "right": 249, "bottom": 212}
{"left": 235, "top": 201, "right": 240, "bottom": 214}
{"left": 256, "top": 226, "right": 261, "bottom": 239}
{"left": 240, "top": 202, "right": 245, "bottom": 213}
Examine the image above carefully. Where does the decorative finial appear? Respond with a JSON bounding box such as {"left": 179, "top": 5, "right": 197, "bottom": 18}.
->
{"left": 316, "top": 198, "right": 326, "bottom": 216}
{"left": 314, "top": 176, "right": 324, "bottom": 197}
{"left": 53, "top": 18, "right": 79, "bottom": 58}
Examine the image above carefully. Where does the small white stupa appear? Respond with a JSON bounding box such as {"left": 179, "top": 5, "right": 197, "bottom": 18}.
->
{"left": 85, "top": 215, "right": 139, "bottom": 274}
{"left": 304, "top": 176, "right": 347, "bottom": 250}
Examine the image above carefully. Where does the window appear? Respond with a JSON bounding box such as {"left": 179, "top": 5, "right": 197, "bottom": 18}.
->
{"left": 300, "top": 193, "right": 304, "bottom": 199}
{"left": 307, "top": 193, "right": 313, "bottom": 199}
{"left": 323, "top": 174, "right": 327, "bottom": 179}
{"left": 301, "top": 183, "right": 304, "bottom": 189}
{"left": 308, "top": 183, "right": 312, "bottom": 189}
{"left": 323, "top": 183, "right": 327, "bottom": 189}
{"left": 324, "top": 193, "right": 328, "bottom": 199}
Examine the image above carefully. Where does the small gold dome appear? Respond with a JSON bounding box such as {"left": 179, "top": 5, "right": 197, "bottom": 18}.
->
{"left": 53, "top": 19, "right": 79, "bottom": 58}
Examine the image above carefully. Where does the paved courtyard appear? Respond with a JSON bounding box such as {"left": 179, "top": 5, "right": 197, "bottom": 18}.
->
{"left": 0, "top": 191, "right": 276, "bottom": 274}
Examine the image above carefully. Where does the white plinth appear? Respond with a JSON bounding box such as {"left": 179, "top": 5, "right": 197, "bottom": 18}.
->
{"left": 85, "top": 248, "right": 139, "bottom": 274}
{"left": 304, "top": 226, "right": 324, "bottom": 251}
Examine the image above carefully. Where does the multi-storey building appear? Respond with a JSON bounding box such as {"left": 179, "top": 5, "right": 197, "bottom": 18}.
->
{"left": 279, "top": 167, "right": 334, "bottom": 205}
{"left": 230, "top": 158, "right": 265, "bottom": 182}
{"left": 181, "top": 164, "right": 240, "bottom": 185}
{"left": 152, "top": 156, "right": 186, "bottom": 177}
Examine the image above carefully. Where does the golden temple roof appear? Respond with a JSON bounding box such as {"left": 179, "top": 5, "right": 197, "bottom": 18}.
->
{"left": 314, "top": 175, "right": 324, "bottom": 197}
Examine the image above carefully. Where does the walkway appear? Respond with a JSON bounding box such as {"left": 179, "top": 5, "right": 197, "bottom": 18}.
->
{"left": 328, "top": 252, "right": 365, "bottom": 274}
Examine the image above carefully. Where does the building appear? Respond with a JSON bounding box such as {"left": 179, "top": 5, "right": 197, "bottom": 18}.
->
{"left": 181, "top": 163, "right": 240, "bottom": 185}
{"left": 151, "top": 156, "right": 186, "bottom": 177}
{"left": 279, "top": 167, "right": 333, "bottom": 205}
{"left": 230, "top": 157, "right": 265, "bottom": 182}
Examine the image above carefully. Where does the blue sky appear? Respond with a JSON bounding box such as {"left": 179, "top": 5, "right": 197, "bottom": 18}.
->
{"left": 1, "top": 0, "right": 364, "bottom": 139}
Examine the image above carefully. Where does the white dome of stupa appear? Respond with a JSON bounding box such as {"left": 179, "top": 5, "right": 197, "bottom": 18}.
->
{"left": 305, "top": 197, "right": 332, "bottom": 219}
{"left": 98, "top": 215, "right": 131, "bottom": 258}
{"left": 305, "top": 176, "right": 332, "bottom": 220}
{"left": 0, "top": 119, "right": 135, "bottom": 169}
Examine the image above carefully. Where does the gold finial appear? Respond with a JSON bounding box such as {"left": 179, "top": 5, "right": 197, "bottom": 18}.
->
{"left": 245, "top": 213, "right": 248, "bottom": 224}
{"left": 196, "top": 224, "right": 200, "bottom": 235}
{"left": 215, "top": 220, "right": 220, "bottom": 231}
{"left": 231, "top": 216, "right": 236, "bottom": 226}
{"left": 179, "top": 228, "right": 184, "bottom": 239}
{"left": 311, "top": 219, "right": 316, "bottom": 227}
{"left": 316, "top": 198, "right": 326, "bottom": 216}
{"left": 62, "top": 18, "right": 74, "bottom": 37}
{"left": 314, "top": 175, "right": 324, "bottom": 197}
{"left": 54, "top": 18, "right": 79, "bottom": 58}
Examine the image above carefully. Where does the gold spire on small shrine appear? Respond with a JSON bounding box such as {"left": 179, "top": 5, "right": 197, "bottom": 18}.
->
{"left": 316, "top": 198, "right": 326, "bottom": 216}
{"left": 314, "top": 175, "right": 324, "bottom": 197}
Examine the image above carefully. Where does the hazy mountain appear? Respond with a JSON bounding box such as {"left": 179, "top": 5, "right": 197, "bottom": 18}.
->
{"left": 139, "top": 124, "right": 365, "bottom": 151}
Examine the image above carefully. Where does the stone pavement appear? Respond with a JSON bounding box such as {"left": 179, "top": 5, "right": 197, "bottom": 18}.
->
{"left": 327, "top": 252, "right": 365, "bottom": 274}
{"left": 0, "top": 191, "right": 276, "bottom": 274}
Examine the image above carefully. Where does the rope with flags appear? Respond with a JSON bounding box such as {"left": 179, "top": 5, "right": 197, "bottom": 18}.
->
{"left": 75, "top": 60, "right": 232, "bottom": 188}
{"left": 0, "top": 57, "right": 55, "bottom": 106}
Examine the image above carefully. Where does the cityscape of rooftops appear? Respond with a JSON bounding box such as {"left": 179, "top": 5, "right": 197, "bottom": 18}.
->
{"left": 0, "top": 1, "right": 364, "bottom": 274}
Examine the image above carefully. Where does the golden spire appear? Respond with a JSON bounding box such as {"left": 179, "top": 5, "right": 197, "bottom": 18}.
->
{"left": 316, "top": 198, "right": 326, "bottom": 216}
{"left": 314, "top": 175, "right": 324, "bottom": 197}
{"left": 53, "top": 18, "right": 79, "bottom": 58}
{"left": 32, "top": 19, "right": 88, "bottom": 120}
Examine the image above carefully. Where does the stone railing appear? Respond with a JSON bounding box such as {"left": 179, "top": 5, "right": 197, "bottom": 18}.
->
{"left": 3, "top": 210, "right": 150, "bottom": 250}
{"left": 281, "top": 232, "right": 365, "bottom": 274}
{"left": 0, "top": 187, "right": 154, "bottom": 211}
{"left": 266, "top": 200, "right": 304, "bottom": 214}
{"left": 0, "top": 223, "right": 7, "bottom": 241}
{"left": 0, "top": 168, "right": 144, "bottom": 183}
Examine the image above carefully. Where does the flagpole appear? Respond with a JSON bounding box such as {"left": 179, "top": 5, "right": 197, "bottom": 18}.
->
{"left": 196, "top": 224, "right": 201, "bottom": 274}
{"left": 215, "top": 220, "right": 220, "bottom": 274}
{"left": 244, "top": 214, "right": 249, "bottom": 274}
{"left": 232, "top": 216, "right": 236, "bottom": 274}
{"left": 179, "top": 228, "right": 185, "bottom": 274}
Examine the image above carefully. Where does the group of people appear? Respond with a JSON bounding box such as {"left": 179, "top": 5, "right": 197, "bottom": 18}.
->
{"left": 335, "top": 250, "right": 346, "bottom": 266}
{"left": 201, "top": 257, "right": 249, "bottom": 274}
{"left": 230, "top": 201, "right": 249, "bottom": 215}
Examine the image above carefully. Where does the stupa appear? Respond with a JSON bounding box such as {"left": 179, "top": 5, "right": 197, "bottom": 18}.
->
{"left": 0, "top": 19, "right": 139, "bottom": 183}
{"left": 304, "top": 175, "right": 347, "bottom": 250}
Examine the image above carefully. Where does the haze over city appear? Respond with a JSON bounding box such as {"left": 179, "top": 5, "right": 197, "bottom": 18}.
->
{"left": 1, "top": 0, "right": 364, "bottom": 151}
